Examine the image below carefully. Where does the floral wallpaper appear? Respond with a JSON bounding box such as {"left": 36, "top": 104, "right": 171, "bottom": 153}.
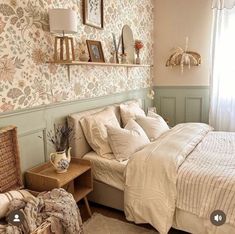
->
{"left": 0, "top": 0, "right": 154, "bottom": 113}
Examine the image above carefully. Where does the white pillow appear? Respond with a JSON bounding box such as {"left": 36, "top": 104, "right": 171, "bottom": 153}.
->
{"left": 136, "top": 114, "right": 170, "bottom": 142}
{"left": 107, "top": 119, "right": 150, "bottom": 161}
{"left": 0, "top": 190, "right": 34, "bottom": 218}
{"left": 120, "top": 102, "right": 146, "bottom": 126}
{"left": 80, "top": 107, "right": 120, "bottom": 159}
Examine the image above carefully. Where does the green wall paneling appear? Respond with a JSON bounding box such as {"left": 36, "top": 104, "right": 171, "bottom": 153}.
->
{"left": 0, "top": 88, "right": 152, "bottom": 172}
{"left": 153, "top": 86, "right": 210, "bottom": 127}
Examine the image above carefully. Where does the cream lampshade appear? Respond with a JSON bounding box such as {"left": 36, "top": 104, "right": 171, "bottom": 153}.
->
{"left": 49, "top": 9, "right": 78, "bottom": 62}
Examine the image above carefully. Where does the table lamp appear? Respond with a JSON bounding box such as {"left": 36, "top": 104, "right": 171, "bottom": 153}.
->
{"left": 49, "top": 9, "right": 77, "bottom": 62}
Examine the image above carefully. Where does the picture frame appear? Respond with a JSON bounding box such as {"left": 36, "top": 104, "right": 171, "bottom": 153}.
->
{"left": 83, "top": 0, "right": 104, "bottom": 29}
{"left": 86, "top": 40, "right": 105, "bottom": 63}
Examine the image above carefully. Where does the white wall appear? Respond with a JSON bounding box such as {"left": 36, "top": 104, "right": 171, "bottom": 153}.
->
{"left": 154, "top": 0, "right": 213, "bottom": 86}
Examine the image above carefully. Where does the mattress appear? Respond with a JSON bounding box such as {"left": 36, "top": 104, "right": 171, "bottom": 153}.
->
{"left": 83, "top": 151, "right": 127, "bottom": 191}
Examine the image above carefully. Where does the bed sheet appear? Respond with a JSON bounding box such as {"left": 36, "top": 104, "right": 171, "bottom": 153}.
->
{"left": 83, "top": 151, "right": 127, "bottom": 191}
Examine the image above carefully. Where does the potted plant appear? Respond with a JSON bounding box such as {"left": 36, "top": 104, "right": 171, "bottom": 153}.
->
{"left": 47, "top": 124, "right": 73, "bottom": 173}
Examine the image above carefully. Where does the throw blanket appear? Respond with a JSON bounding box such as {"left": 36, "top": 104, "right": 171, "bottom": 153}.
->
{"left": 0, "top": 189, "right": 83, "bottom": 234}
{"left": 124, "top": 123, "right": 212, "bottom": 234}
{"left": 177, "top": 131, "right": 235, "bottom": 227}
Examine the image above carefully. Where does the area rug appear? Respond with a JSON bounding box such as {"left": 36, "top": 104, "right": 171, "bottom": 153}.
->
{"left": 83, "top": 213, "right": 158, "bottom": 234}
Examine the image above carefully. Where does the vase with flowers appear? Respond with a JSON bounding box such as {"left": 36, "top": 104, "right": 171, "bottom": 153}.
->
{"left": 134, "top": 40, "right": 144, "bottom": 64}
{"left": 47, "top": 124, "right": 73, "bottom": 173}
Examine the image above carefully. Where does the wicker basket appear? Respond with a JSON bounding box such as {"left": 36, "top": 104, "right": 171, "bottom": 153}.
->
{"left": 0, "top": 126, "right": 52, "bottom": 234}
{"left": 0, "top": 126, "right": 23, "bottom": 192}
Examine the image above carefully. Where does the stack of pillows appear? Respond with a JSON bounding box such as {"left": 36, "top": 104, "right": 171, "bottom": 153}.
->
{"left": 80, "top": 102, "right": 170, "bottom": 162}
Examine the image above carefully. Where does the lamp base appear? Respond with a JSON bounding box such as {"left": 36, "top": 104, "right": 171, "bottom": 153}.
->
{"left": 54, "top": 36, "right": 75, "bottom": 62}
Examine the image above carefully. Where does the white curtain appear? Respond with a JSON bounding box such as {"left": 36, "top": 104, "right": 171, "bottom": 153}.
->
{"left": 210, "top": 6, "right": 235, "bottom": 131}
{"left": 212, "top": 0, "right": 235, "bottom": 9}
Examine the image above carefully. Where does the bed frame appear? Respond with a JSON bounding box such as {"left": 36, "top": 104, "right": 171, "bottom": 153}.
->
{"left": 88, "top": 180, "right": 124, "bottom": 211}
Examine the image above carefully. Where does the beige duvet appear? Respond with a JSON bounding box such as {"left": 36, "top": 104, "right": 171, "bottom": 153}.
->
{"left": 124, "top": 123, "right": 217, "bottom": 234}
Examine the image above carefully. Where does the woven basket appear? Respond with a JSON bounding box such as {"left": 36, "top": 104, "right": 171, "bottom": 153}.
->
{"left": 0, "top": 126, "right": 52, "bottom": 234}
{"left": 0, "top": 126, "right": 23, "bottom": 192}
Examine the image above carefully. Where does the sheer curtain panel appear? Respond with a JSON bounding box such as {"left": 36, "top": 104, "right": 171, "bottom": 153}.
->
{"left": 210, "top": 5, "right": 235, "bottom": 131}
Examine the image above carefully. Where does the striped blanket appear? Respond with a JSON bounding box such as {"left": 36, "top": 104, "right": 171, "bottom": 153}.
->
{"left": 177, "top": 131, "right": 235, "bottom": 225}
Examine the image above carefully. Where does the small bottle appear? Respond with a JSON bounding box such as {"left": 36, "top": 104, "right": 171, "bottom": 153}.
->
{"left": 110, "top": 51, "right": 116, "bottom": 63}
{"left": 121, "top": 53, "right": 127, "bottom": 64}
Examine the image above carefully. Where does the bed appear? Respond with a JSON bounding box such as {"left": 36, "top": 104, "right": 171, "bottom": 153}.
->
{"left": 83, "top": 151, "right": 126, "bottom": 211}
{"left": 68, "top": 99, "right": 235, "bottom": 234}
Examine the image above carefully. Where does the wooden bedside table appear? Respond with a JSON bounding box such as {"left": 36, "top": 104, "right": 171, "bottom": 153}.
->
{"left": 25, "top": 158, "right": 93, "bottom": 216}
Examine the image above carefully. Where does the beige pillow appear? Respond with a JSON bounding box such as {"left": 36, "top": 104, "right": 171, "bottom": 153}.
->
{"left": 136, "top": 111, "right": 169, "bottom": 141}
{"left": 136, "top": 113, "right": 169, "bottom": 142}
{"left": 80, "top": 107, "right": 120, "bottom": 159}
{"left": 107, "top": 119, "right": 150, "bottom": 161}
{"left": 0, "top": 190, "right": 34, "bottom": 218}
{"left": 120, "top": 102, "right": 146, "bottom": 126}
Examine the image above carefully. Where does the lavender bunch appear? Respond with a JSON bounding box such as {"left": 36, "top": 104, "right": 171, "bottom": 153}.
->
{"left": 47, "top": 124, "right": 73, "bottom": 152}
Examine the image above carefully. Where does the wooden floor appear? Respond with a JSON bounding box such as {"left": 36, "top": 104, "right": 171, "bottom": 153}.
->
{"left": 79, "top": 201, "right": 189, "bottom": 234}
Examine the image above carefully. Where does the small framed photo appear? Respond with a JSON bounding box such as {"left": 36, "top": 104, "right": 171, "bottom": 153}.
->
{"left": 83, "top": 0, "right": 104, "bottom": 29}
{"left": 86, "top": 40, "right": 105, "bottom": 63}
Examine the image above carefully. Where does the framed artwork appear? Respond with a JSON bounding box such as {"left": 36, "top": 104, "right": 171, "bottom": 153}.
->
{"left": 86, "top": 40, "right": 105, "bottom": 62}
{"left": 83, "top": 0, "right": 104, "bottom": 29}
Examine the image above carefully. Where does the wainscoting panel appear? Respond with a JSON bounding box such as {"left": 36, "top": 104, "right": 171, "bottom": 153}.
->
{"left": 0, "top": 89, "right": 152, "bottom": 172}
{"left": 160, "top": 97, "right": 177, "bottom": 126}
{"left": 154, "top": 86, "right": 210, "bottom": 126}
{"left": 185, "top": 97, "right": 203, "bottom": 123}
{"left": 19, "top": 130, "right": 46, "bottom": 172}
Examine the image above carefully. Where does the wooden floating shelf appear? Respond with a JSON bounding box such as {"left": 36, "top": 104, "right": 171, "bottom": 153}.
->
{"left": 47, "top": 61, "right": 153, "bottom": 68}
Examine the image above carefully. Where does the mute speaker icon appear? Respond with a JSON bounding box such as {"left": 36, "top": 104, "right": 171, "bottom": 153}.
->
{"left": 214, "top": 214, "right": 222, "bottom": 222}
{"left": 210, "top": 210, "right": 226, "bottom": 226}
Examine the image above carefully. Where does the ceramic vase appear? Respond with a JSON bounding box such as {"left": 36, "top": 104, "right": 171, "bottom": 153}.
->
{"left": 50, "top": 147, "right": 71, "bottom": 173}
{"left": 79, "top": 53, "right": 89, "bottom": 62}
{"left": 136, "top": 52, "right": 141, "bottom": 64}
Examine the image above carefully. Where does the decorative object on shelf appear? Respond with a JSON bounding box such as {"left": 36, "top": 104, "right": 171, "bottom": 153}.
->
{"left": 49, "top": 9, "right": 78, "bottom": 62}
{"left": 166, "top": 37, "right": 201, "bottom": 73}
{"left": 47, "top": 124, "right": 73, "bottom": 173}
{"left": 86, "top": 40, "right": 105, "bottom": 62}
{"left": 78, "top": 43, "right": 89, "bottom": 61}
{"left": 134, "top": 40, "right": 144, "bottom": 64}
{"left": 79, "top": 49, "right": 89, "bottom": 62}
{"left": 112, "top": 33, "right": 122, "bottom": 64}
{"left": 120, "top": 53, "right": 128, "bottom": 64}
{"left": 122, "top": 25, "right": 135, "bottom": 64}
{"left": 83, "top": 0, "right": 103, "bottom": 29}
{"left": 110, "top": 51, "right": 117, "bottom": 63}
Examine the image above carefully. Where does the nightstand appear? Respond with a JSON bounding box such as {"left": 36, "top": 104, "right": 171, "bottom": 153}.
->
{"left": 25, "top": 158, "right": 93, "bottom": 216}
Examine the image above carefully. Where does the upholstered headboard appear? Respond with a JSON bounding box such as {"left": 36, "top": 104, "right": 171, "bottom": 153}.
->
{"left": 67, "top": 99, "right": 143, "bottom": 158}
